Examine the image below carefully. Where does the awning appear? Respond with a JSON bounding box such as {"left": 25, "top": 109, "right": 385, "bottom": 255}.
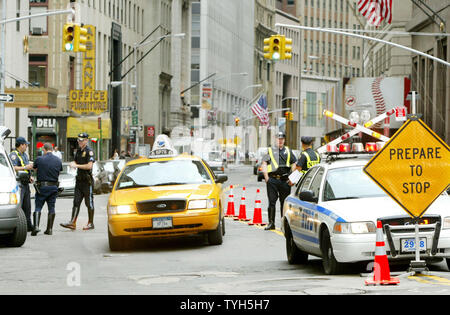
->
{"left": 5, "top": 87, "right": 58, "bottom": 108}
{"left": 67, "top": 117, "right": 111, "bottom": 139}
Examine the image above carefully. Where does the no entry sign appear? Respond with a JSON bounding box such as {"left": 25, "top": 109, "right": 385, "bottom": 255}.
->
{"left": 364, "top": 117, "right": 450, "bottom": 218}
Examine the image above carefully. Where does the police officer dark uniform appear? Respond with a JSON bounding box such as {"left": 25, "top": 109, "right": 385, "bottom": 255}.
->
{"left": 261, "top": 132, "right": 297, "bottom": 230}
{"left": 10, "top": 137, "right": 34, "bottom": 232}
{"left": 296, "top": 136, "right": 321, "bottom": 174}
{"left": 31, "top": 143, "right": 62, "bottom": 236}
{"left": 60, "top": 133, "right": 96, "bottom": 230}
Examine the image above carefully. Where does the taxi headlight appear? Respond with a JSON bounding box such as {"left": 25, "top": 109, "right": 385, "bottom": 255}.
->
{"left": 0, "top": 193, "right": 18, "bottom": 205}
{"left": 443, "top": 217, "right": 450, "bottom": 230}
{"left": 333, "top": 222, "right": 376, "bottom": 234}
{"left": 188, "top": 199, "right": 217, "bottom": 210}
{"left": 108, "top": 204, "right": 137, "bottom": 215}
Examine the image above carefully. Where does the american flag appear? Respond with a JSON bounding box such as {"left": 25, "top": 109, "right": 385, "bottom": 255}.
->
{"left": 251, "top": 94, "right": 269, "bottom": 125}
{"left": 357, "top": 0, "right": 392, "bottom": 27}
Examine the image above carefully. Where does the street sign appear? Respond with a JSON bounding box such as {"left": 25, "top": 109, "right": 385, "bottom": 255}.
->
{"left": 120, "top": 106, "right": 133, "bottom": 111}
{"left": 0, "top": 93, "right": 14, "bottom": 103}
{"left": 132, "top": 110, "right": 138, "bottom": 126}
{"left": 364, "top": 118, "right": 450, "bottom": 219}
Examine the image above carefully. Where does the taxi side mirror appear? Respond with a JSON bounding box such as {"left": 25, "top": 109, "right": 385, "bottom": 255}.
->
{"left": 216, "top": 174, "right": 228, "bottom": 184}
{"left": 299, "top": 190, "right": 318, "bottom": 203}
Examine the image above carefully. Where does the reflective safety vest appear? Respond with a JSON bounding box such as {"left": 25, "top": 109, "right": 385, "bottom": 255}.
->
{"left": 300, "top": 150, "right": 320, "bottom": 174}
{"left": 13, "top": 150, "right": 29, "bottom": 174}
{"left": 267, "top": 146, "right": 291, "bottom": 173}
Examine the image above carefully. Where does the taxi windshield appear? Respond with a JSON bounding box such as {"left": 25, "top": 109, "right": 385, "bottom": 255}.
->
{"left": 323, "top": 166, "right": 386, "bottom": 201}
{"left": 116, "top": 159, "right": 212, "bottom": 189}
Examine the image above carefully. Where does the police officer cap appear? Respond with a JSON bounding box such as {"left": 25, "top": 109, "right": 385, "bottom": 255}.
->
{"left": 16, "top": 137, "right": 30, "bottom": 145}
{"left": 78, "top": 132, "right": 89, "bottom": 140}
{"left": 301, "top": 136, "right": 313, "bottom": 144}
{"left": 277, "top": 132, "right": 286, "bottom": 139}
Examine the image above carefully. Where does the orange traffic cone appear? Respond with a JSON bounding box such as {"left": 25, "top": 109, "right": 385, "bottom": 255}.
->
{"left": 234, "top": 187, "right": 250, "bottom": 221}
{"left": 249, "top": 189, "right": 266, "bottom": 226}
{"left": 225, "top": 185, "right": 235, "bottom": 218}
{"left": 365, "top": 221, "right": 400, "bottom": 286}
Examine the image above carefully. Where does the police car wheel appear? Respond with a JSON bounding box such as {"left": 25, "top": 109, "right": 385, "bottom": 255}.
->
{"left": 446, "top": 258, "right": 450, "bottom": 271}
{"left": 6, "top": 208, "right": 27, "bottom": 247}
{"left": 285, "top": 225, "right": 308, "bottom": 264}
{"left": 321, "top": 229, "right": 344, "bottom": 275}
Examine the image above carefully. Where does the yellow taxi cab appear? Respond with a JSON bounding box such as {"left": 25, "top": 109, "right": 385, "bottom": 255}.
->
{"left": 107, "top": 135, "right": 228, "bottom": 251}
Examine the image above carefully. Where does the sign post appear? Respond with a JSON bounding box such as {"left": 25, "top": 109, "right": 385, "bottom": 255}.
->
{"left": 364, "top": 116, "right": 450, "bottom": 273}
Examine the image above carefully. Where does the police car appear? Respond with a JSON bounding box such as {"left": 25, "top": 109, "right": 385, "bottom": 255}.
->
{"left": 0, "top": 127, "right": 28, "bottom": 247}
{"left": 107, "top": 135, "right": 228, "bottom": 251}
{"left": 282, "top": 143, "right": 450, "bottom": 275}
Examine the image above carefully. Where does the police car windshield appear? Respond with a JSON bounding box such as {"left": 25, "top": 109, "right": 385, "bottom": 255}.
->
{"left": 0, "top": 153, "right": 12, "bottom": 177}
{"left": 323, "top": 166, "right": 386, "bottom": 201}
{"left": 116, "top": 159, "right": 212, "bottom": 189}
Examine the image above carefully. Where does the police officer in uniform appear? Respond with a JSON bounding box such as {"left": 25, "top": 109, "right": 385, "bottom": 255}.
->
{"left": 261, "top": 132, "right": 297, "bottom": 230}
{"left": 60, "top": 133, "right": 96, "bottom": 230}
{"left": 296, "top": 136, "right": 321, "bottom": 174}
{"left": 31, "top": 143, "right": 62, "bottom": 236}
{"left": 10, "top": 137, "right": 34, "bottom": 232}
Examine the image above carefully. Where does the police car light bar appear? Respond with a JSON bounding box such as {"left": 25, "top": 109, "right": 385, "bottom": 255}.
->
{"left": 363, "top": 108, "right": 395, "bottom": 128}
{"left": 323, "top": 110, "right": 390, "bottom": 142}
{"left": 317, "top": 109, "right": 392, "bottom": 154}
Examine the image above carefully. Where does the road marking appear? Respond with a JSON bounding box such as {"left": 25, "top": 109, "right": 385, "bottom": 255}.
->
{"left": 409, "top": 274, "right": 450, "bottom": 286}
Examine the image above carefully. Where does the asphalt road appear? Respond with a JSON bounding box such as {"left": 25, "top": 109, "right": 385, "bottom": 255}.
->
{"left": 0, "top": 164, "right": 449, "bottom": 296}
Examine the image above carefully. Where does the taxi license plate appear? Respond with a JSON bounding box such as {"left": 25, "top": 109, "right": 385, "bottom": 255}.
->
{"left": 152, "top": 217, "right": 173, "bottom": 229}
{"left": 401, "top": 238, "right": 427, "bottom": 253}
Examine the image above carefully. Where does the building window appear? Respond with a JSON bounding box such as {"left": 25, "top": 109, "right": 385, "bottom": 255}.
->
{"left": 30, "top": 0, "right": 48, "bottom": 35}
{"left": 306, "top": 92, "right": 317, "bottom": 127}
{"left": 29, "top": 55, "right": 48, "bottom": 88}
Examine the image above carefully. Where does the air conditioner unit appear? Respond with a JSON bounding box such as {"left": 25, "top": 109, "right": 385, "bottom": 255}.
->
{"left": 32, "top": 27, "right": 43, "bottom": 35}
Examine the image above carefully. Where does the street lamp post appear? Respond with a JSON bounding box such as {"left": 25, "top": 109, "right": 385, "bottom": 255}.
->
{"left": 132, "top": 33, "right": 185, "bottom": 155}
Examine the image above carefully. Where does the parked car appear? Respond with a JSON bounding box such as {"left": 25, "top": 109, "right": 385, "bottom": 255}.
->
{"left": 253, "top": 147, "right": 268, "bottom": 181}
{"left": 92, "top": 161, "right": 110, "bottom": 194}
{"left": 201, "top": 151, "right": 226, "bottom": 175}
{"left": 101, "top": 160, "right": 127, "bottom": 191}
{"left": 58, "top": 163, "right": 76, "bottom": 197}
{"left": 0, "top": 127, "right": 27, "bottom": 247}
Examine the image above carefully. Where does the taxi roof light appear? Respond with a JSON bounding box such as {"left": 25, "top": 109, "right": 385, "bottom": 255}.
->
{"left": 149, "top": 134, "right": 178, "bottom": 158}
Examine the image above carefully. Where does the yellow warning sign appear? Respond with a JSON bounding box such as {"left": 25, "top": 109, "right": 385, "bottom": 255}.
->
{"left": 364, "top": 118, "right": 450, "bottom": 218}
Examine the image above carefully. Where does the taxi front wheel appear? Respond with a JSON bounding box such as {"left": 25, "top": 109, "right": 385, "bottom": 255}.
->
{"left": 207, "top": 217, "right": 223, "bottom": 245}
{"left": 108, "top": 227, "right": 131, "bottom": 251}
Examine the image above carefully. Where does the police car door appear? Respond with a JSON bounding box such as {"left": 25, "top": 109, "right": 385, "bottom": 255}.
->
{"left": 288, "top": 167, "right": 320, "bottom": 254}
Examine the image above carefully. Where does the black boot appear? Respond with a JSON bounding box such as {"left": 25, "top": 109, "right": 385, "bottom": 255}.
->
{"left": 83, "top": 208, "right": 95, "bottom": 230}
{"left": 60, "top": 207, "right": 80, "bottom": 230}
{"left": 44, "top": 213, "right": 55, "bottom": 235}
{"left": 264, "top": 207, "right": 276, "bottom": 230}
{"left": 31, "top": 212, "right": 41, "bottom": 236}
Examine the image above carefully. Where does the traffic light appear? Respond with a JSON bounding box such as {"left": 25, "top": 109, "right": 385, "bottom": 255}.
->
{"left": 263, "top": 37, "right": 271, "bottom": 59}
{"left": 263, "top": 35, "right": 282, "bottom": 60}
{"left": 62, "top": 23, "right": 75, "bottom": 52}
{"left": 272, "top": 36, "right": 281, "bottom": 60}
{"left": 235, "top": 117, "right": 240, "bottom": 126}
{"left": 263, "top": 35, "right": 293, "bottom": 60}
{"left": 284, "top": 111, "right": 294, "bottom": 121}
{"left": 74, "top": 25, "right": 88, "bottom": 52}
{"left": 282, "top": 37, "right": 292, "bottom": 60}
